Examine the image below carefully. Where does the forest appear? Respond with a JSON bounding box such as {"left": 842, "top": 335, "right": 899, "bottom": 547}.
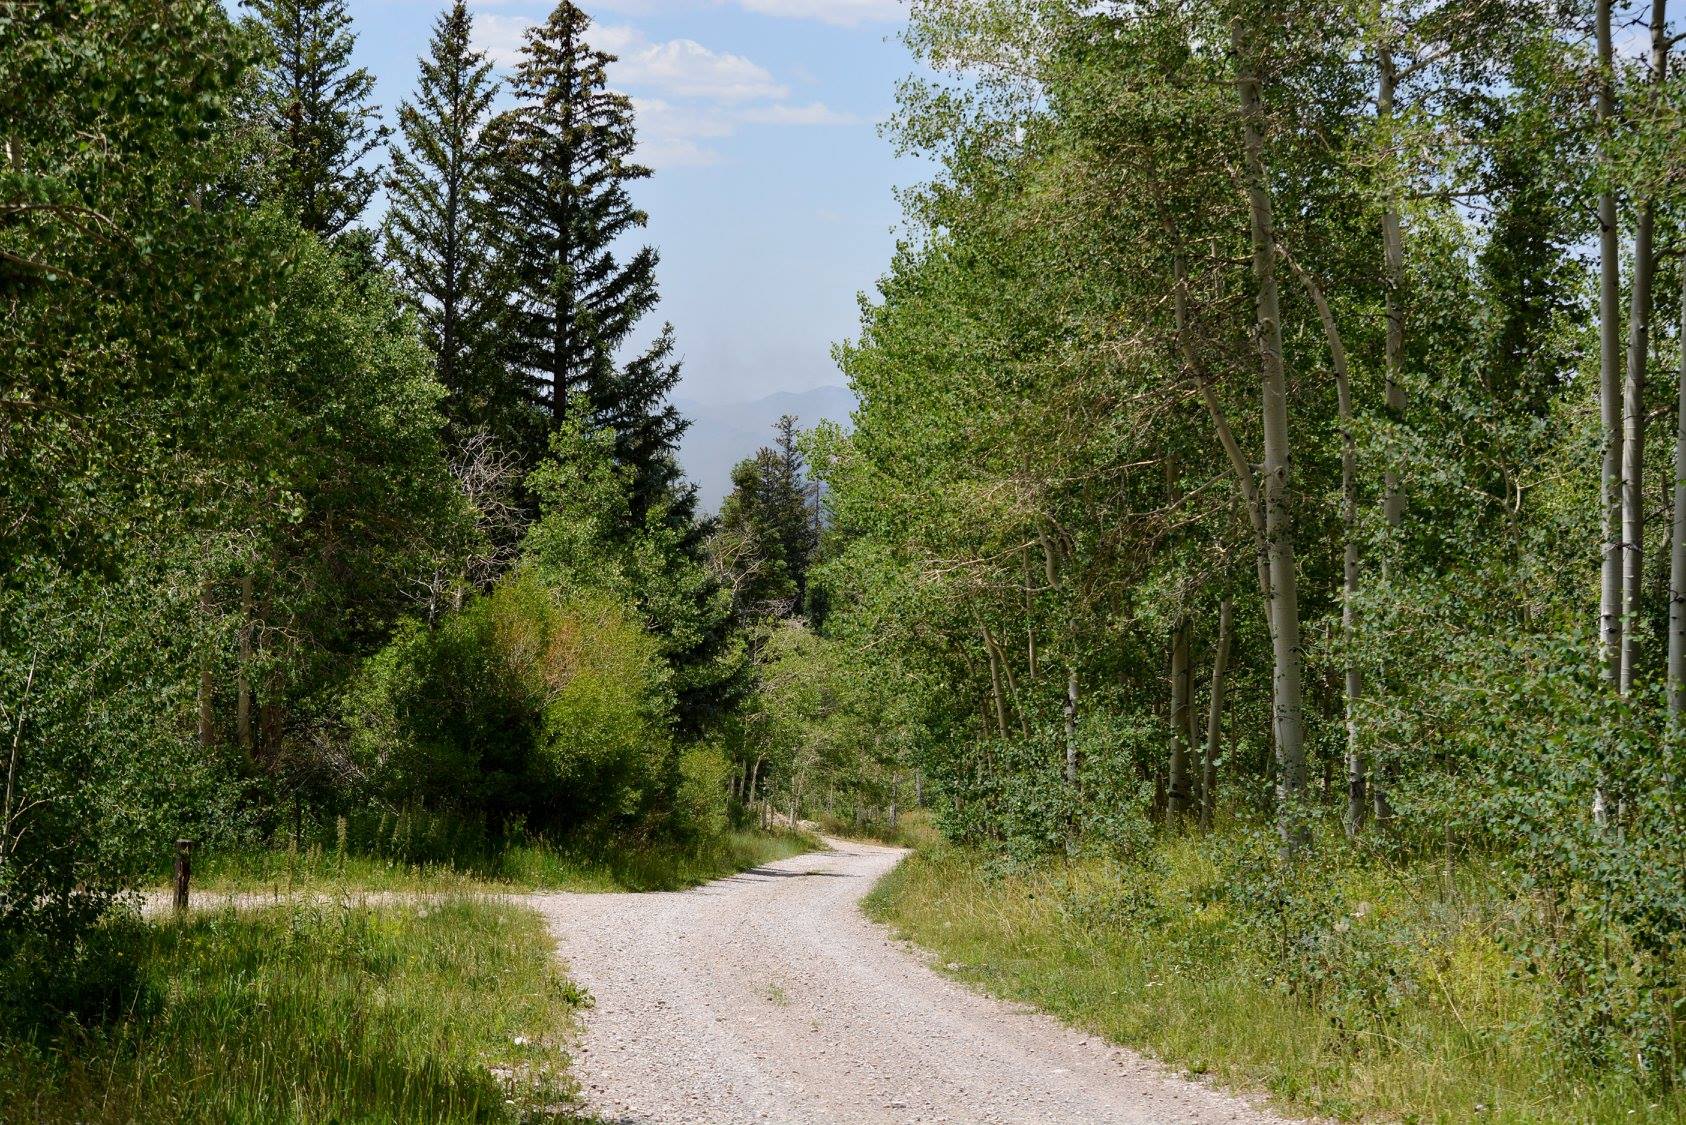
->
{"left": 3, "top": 0, "right": 1685, "bottom": 1122}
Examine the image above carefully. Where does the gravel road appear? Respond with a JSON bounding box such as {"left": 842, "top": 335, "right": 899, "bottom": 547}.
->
{"left": 531, "top": 837, "right": 1295, "bottom": 1125}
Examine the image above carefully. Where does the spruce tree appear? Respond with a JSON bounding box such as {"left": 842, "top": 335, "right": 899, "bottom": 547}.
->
{"left": 384, "top": 0, "right": 512, "bottom": 440}
{"left": 489, "top": 0, "right": 690, "bottom": 520}
{"left": 248, "top": 0, "right": 389, "bottom": 238}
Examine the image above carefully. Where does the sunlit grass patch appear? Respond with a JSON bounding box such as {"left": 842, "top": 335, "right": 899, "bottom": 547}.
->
{"left": 1, "top": 900, "right": 589, "bottom": 1123}
{"left": 866, "top": 838, "right": 1686, "bottom": 1124}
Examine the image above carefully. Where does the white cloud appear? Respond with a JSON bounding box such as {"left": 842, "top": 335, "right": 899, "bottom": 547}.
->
{"left": 739, "top": 101, "right": 860, "bottom": 126}
{"left": 467, "top": 13, "right": 864, "bottom": 168}
{"left": 731, "top": 0, "right": 903, "bottom": 27}
{"left": 470, "top": 12, "right": 536, "bottom": 67}
{"left": 607, "top": 30, "right": 788, "bottom": 102}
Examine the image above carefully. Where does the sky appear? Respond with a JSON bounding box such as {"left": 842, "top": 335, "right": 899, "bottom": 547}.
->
{"left": 342, "top": 0, "right": 922, "bottom": 406}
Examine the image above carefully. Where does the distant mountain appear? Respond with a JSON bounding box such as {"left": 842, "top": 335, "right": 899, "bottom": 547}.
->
{"left": 676, "top": 385, "right": 857, "bottom": 514}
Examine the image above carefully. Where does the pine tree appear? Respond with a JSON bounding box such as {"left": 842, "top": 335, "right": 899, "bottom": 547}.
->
{"left": 488, "top": 0, "right": 689, "bottom": 519}
{"left": 248, "top": 0, "right": 389, "bottom": 239}
{"left": 384, "top": 0, "right": 512, "bottom": 440}
{"left": 769, "top": 415, "right": 819, "bottom": 613}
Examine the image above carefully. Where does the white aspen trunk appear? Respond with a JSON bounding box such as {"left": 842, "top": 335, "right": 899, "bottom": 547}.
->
{"left": 1200, "top": 598, "right": 1233, "bottom": 832}
{"left": 914, "top": 769, "right": 924, "bottom": 807}
{"left": 1671, "top": 283, "right": 1686, "bottom": 720}
{"left": 983, "top": 630, "right": 1009, "bottom": 737}
{"left": 1167, "top": 621, "right": 1192, "bottom": 822}
{"left": 1620, "top": 0, "right": 1671, "bottom": 693}
{"left": 1023, "top": 550, "right": 1038, "bottom": 679}
{"left": 1063, "top": 665, "right": 1079, "bottom": 787}
{"left": 1233, "top": 19, "right": 1309, "bottom": 844}
{"left": 1377, "top": 45, "right": 1407, "bottom": 530}
{"left": 1596, "top": 0, "right": 1625, "bottom": 686}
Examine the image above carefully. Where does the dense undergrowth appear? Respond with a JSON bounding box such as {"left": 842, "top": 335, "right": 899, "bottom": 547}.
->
{"left": 867, "top": 830, "right": 1686, "bottom": 1125}
{"left": 0, "top": 900, "right": 588, "bottom": 1124}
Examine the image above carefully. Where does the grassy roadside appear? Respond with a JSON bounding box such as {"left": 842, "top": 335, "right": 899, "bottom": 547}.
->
{"left": 865, "top": 839, "right": 1685, "bottom": 1125}
{"left": 1, "top": 900, "right": 589, "bottom": 1123}
{"left": 807, "top": 808, "right": 944, "bottom": 850}
{"left": 168, "top": 827, "right": 818, "bottom": 896}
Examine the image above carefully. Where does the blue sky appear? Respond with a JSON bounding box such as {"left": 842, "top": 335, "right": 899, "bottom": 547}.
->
{"left": 342, "top": 0, "right": 921, "bottom": 405}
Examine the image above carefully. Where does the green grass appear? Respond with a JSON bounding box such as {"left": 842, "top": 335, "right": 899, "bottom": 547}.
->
{"left": 865, "top": 836, "right": 1686, "bottom": 1125}
{"left": 172, "top": 828, "right": 817, "bottom": 897}
{"left": 0, "top": 899, "right": 590, "bottom": 1123}
{"left": 808, "top": 807, "right": 944, "bottom": 850}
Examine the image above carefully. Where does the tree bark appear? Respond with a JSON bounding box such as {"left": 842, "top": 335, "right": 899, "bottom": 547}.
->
{"left": 1200, "top": 598, "right": 1232, "bottom": 831}
{"left": 1377, "top": 42, "right": 1407, "bottom": 531}
{"left": 1620, "top": 0, "right": 1671, "bottom": 693}
{"left": 1672, "top": 284, "right": 1686, "bottom": 720}
{"left": 1597, "top": 0, "right": 1624, "bottom": 686}
{"left": 237, "top": 574, "right": 253, "bottom": 752}
{"left": 1233, "top": 17, "right": 1309, "bottom": 845}
{"left": 1063, "top": 665, "right": 1080, "bottom": 787}
{"left": 1167, "top": 620, "right": 1193, "bottom": 822}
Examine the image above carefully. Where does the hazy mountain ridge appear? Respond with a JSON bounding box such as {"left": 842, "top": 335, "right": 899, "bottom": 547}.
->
{"left": 677, "top": 385, "right": 857, "bottom": 513}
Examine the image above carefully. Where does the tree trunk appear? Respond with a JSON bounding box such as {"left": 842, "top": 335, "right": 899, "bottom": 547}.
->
{"left": 1167, "top": 620, "right": 1193, "bottom": 822}
{"left": 914, "top": 769, "right": 924, "bottom": 807}
{"left": 1284, "top": 255, "right": 1366, "bottom": 835}
{"left": 1377, "top": 44, "right": 1407, "bottom": 531}
{"left": 984, "top": 624, "right": 1004, "bottom": 738}
{"left": 1233, "top": 18, "right": 1309, "bottom": 846}
{"left": 1063, "top": 664, "right": 1080, "bottom": 787}
{"left": 1619, "top": 0, "right": 1671, "bottom": 694}
{"left": 1200, "top": 598, "right": 1232, "bottom": 832}
{"left": 237, "top": 574, "right": 253, "bottom": 752}
{"left": 1596, "top": 0, "right": 1624, "bottom": 686}
{"left": 1671, "top": 284, "right": 1686, "bottom": 720}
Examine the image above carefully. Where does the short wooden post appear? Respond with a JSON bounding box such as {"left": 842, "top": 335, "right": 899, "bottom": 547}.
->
{"left": 173, "top": 838, "right": 194, "bottom": 913}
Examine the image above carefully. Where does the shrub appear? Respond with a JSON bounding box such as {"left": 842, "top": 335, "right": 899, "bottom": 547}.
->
{"left": 345, "top": 570, "right": 672, "bottom": 834}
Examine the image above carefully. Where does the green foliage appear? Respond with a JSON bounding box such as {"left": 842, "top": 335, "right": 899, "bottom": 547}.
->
{"left": 384, "top": 0, "right": 520, "bottom": 447}
{"left": 1, "top": 901, "right": 585, "bottom": 1123}
{"left": 245, "top": 0, "right": 390, "bottom": 238}
{"left": 346, "top": 570, "right": 669, "bottom": 832}
{"left": 526, "top": 421, "right": 739, "bottom": 732}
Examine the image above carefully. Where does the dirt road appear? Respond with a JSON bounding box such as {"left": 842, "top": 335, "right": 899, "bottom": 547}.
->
{"left": 531, "top": 838, "right": 1294, "bottom": 1125}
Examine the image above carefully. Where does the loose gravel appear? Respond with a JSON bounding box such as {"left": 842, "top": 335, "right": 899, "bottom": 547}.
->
{"left": 532, "top": 837, "right": 1299, "bottom": 1125}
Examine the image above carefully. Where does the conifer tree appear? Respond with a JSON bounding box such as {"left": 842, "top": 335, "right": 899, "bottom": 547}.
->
{"left": 248, "top": 0, "right": 389, "bottom": 238}
{"left": 489, "top": 0, "right": 689, "bottom": 520}
{"left": 385, "top": 0, "right": 511, "bottom": 440}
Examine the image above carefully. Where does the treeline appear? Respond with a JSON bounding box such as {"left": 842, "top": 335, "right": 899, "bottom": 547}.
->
{"left": 804, "top": 0, "right": 1684, "bottom": 1091}
{"left": 0, "top": 0, "right": 770, "bottom": 988}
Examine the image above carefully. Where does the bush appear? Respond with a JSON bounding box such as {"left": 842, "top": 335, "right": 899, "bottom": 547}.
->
{"left": 345, "top": 570, "right": 672, "bottom": 833}
{"left": 672, "top": 745, "right": 732, "bottom": 841}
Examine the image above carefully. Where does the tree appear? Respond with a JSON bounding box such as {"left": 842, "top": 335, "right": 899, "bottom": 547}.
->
{"left": 714, "top": 416, "right": 821, "bottom": 620}
{"left": 489, "top": 0, "right": 689, "bottom": 521}
{"left": 384, "top": 0, "right": 514, "bottom": 443}
{"left": 247, "top": 0, "right": 389, "bottom": 239}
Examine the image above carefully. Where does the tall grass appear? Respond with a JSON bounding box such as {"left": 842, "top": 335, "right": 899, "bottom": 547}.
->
{"left": 174, "top": 805, "right": 817, "bottom": 895}
{"left": 865, "top": 836, "right": 1686, "bottom": 1124}
{"left": 0, "top": 900, "right": 589, "bottom": 1123}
